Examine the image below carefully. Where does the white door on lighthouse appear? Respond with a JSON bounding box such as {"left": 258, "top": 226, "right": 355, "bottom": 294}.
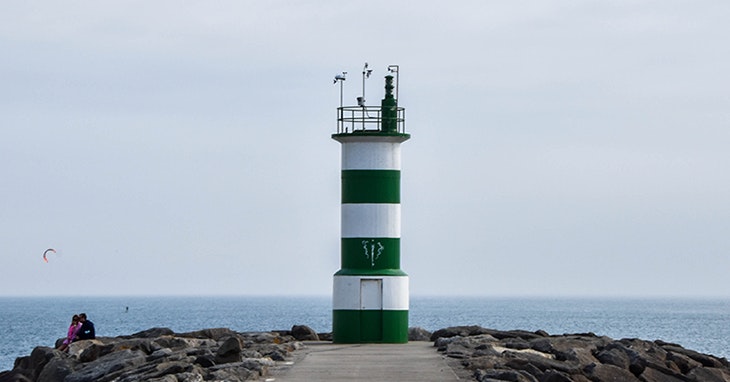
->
{"left": 360, "top": 279, "right": 383, "bottom": 310}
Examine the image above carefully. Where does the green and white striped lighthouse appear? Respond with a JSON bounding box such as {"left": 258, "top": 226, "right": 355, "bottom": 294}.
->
{"left": 332, "top": 66, "right": 410, "bottom": 343}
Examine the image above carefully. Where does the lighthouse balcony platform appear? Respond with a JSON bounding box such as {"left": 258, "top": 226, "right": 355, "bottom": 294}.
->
{"left": 335, "top": 106, "right": 407, "bottom": 136}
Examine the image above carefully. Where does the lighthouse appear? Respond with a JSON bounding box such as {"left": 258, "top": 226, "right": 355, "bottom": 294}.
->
{"left": 332, "top": 65, "right": 410, "bottom": 343}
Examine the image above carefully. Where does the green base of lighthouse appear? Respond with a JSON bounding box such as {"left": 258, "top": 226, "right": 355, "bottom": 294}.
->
{"left": 333, "top": 310, "right": 409, "bottom": 343}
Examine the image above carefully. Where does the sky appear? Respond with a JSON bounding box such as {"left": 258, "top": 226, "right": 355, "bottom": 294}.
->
{"left": 1, "top": 1, "right": 728, "bottom": 298}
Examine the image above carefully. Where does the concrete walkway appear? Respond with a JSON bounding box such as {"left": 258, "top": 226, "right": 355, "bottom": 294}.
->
{"left": 269, "top": 342, "right": 462, "bottom": 381}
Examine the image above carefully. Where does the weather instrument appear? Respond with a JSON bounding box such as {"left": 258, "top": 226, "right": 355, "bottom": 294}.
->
{"left": 333, "top": 71, "right": 347, "bottom": 108}
{"left": 359, "top": 62, "right": 373, "bottom": 107}
{"left": 333, "top": 63, "right": 405, "bottom": 134}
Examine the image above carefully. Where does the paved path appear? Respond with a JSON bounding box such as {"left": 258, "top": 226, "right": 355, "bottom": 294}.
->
{"left": 269, "top": 342, "right": 462, "bottom": 381}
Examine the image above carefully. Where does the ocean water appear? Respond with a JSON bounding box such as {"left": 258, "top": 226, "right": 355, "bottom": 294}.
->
{"left": 1, "top": 296, "right": 728, "bottom": 371}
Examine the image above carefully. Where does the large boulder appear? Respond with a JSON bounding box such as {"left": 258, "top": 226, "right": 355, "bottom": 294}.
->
{"left": 64, "top": 349, "right": 147, "bottom": 382}
{"left": 36, "top": 357, "right": 77, "bottom": 382}
{"left": 0, "top": 370, "right": 32, "bottom": 382}
{"left": 7, "top": 347, "right": 62, "bottom": 382}
{"left": 179, "top": 328, "right": 237, "bottom": 341}
{"left": 215, "top": 336, "right": 243, "bottom": 364}
{"left": 290, "top": 325, "right": 319, "bottom": 341}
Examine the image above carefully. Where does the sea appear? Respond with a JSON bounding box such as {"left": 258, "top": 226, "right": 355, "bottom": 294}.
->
{"left": 1, "top": 296, "right": 728, "bottom": 372}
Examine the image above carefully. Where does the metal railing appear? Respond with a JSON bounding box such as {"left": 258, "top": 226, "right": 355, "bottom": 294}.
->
{"left": 336, "top": 106, "right": 406, "bottom": 134}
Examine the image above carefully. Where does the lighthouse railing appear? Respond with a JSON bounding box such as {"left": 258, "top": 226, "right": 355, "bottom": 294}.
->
{"left": 336, "top": 106, "right": 406, "bottom": 134}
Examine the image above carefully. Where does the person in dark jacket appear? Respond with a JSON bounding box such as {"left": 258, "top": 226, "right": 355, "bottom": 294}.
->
{"left": 76, "top": 313, "right": 95, "bottom": 340}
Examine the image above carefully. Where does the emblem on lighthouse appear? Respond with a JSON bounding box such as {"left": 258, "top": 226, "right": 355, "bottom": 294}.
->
{"left": 362, "top": 240, "right": 384, "bottom": 267}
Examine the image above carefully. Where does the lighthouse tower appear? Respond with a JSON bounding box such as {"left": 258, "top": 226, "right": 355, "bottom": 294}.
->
{"left": 332, "top": 67, "right": 410, "bottom": 343}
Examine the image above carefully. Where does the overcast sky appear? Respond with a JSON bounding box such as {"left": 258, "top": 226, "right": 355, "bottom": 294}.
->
{"left": 1, "top": 1, "right": 728, "bottom": 297}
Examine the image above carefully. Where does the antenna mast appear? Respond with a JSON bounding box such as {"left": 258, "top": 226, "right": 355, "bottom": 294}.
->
{"left": 359, "top": 62, "right": 373, "bottom": 107}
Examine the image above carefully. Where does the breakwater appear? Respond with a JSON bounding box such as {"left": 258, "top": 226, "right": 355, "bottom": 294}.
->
{"left": 2, "top": 325, "right": 729, "bottom": 382}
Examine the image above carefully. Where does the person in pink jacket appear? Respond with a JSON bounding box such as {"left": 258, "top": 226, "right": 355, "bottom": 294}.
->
{"left": 57, "top": 314, "right": 82, "bottom": 352}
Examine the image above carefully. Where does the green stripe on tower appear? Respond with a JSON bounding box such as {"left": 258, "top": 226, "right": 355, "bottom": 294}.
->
{"left": 340, "top": 238, "right": 400, "bottom": 271}
{"left": 342, "top": 170, "right": 400, "bottom": 204}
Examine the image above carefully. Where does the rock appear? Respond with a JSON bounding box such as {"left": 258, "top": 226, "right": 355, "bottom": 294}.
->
{"left": 584, "top": 362, "right": 641, "bottom": 381}
{"left": 502, "top": 350, "right": 573, "bottom": 375}
{"left": 208, "top": 367, "right": 254, "bottom": 382}
{"left": 249, "top": 332, "right": 281, "bottom": 344}
{"left": 595, "top": 346, "right": 631, "bottom": 369}
{"left": 661, "top": 344, "right": 729, "bottom": 368}
{"left": 77, "top": 342, "right": 113, "bottom": 363}
{"left": 265, "top": 348, "right": 288, "bottom": 361}
{"left": 445, "top": 343, "right": 473, "bottom": 359}
{"left": 540, "top": 369, "right": 575, "bottom": 382}
{"left": 504, "top": 338, "right": 531, "bottom": 350}
{"left": 476, "top": 369, "right": 538, "bottom": 382}
{"left": 36, "top": 356, "right": 76, "bottom": 382}
{"left": 147, "top": 348, "right": 174, "bottom": 362}
{"left": 434, "top": 335, "right": 458, "bottom": 351}
{"left": 209, "top": 360, "right": 267, "bottom": 381}
{"left": 430, "top": 325, "right": 492, "bottom": 341}
{"left": 66, "top": 349, "right": 147, "bottom": 382}
{"left": 126, "top": 327, "right": 175, "bottom": 338}
{"left": 0, "top": 371, "right": 33, "bottom": 382}
{"left": 241, "top": 349, "right": 263, "bottom": 359}
{"left": 179, "top": 328, "right": 237, "bottom": 341}
{"left": 686, "top": 366, "right": 730, "bottom": 382}
{"left": 9, "top": 347, "right": 61, "bottom": 382}
{"left": 111, "top": 338, "right": 157, "bottom": 355}
{"left": 666, "top": 351, "right": 703, "bottom": 374}
{"left": 174, "top": 372, "right": 204, "bottom": 382}
{"left": 193, "top": 354, "right": 215, "bottom": 368}
{"left": 638, "top": 366, "right": 686, "bottom": 382}
{"left": 214, "top": 336, "right": 243, "bottom": 364}
{"left": 408, "top": 327, "right": 432, "bottom": 341}
{"left": 153, "top": 360, "right": 191, "bottom": 377}
{"left": 146, "top": 375, "right": 178, "bottom": 382}
{"left": 291, "top": 325, "right": 319, "bottom": 341}
{"left": 153, "top": 336, "right": 205, "bottom": 350}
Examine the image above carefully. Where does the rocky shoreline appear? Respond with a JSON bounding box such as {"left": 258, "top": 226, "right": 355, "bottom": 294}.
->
{"left": 1, "top": 325, "right": 728, "bottom": 382}
{"left": 430, "top": 326, "right": 730, "bottom": 382}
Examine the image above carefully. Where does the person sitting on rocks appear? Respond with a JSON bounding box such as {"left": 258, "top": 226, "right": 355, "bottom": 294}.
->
{"left": 57, "top": 315, "right": 81, "bottom": 352}
{"left": 75, "top": 313, "right": 95, "bottom": 340}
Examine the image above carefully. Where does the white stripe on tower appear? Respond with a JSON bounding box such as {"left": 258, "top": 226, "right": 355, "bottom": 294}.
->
{"left": 340, "top": 138, "right": 403, "bottom": 170}
{"left": 341, "top": 204, "right": 400, "bottom": 238}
